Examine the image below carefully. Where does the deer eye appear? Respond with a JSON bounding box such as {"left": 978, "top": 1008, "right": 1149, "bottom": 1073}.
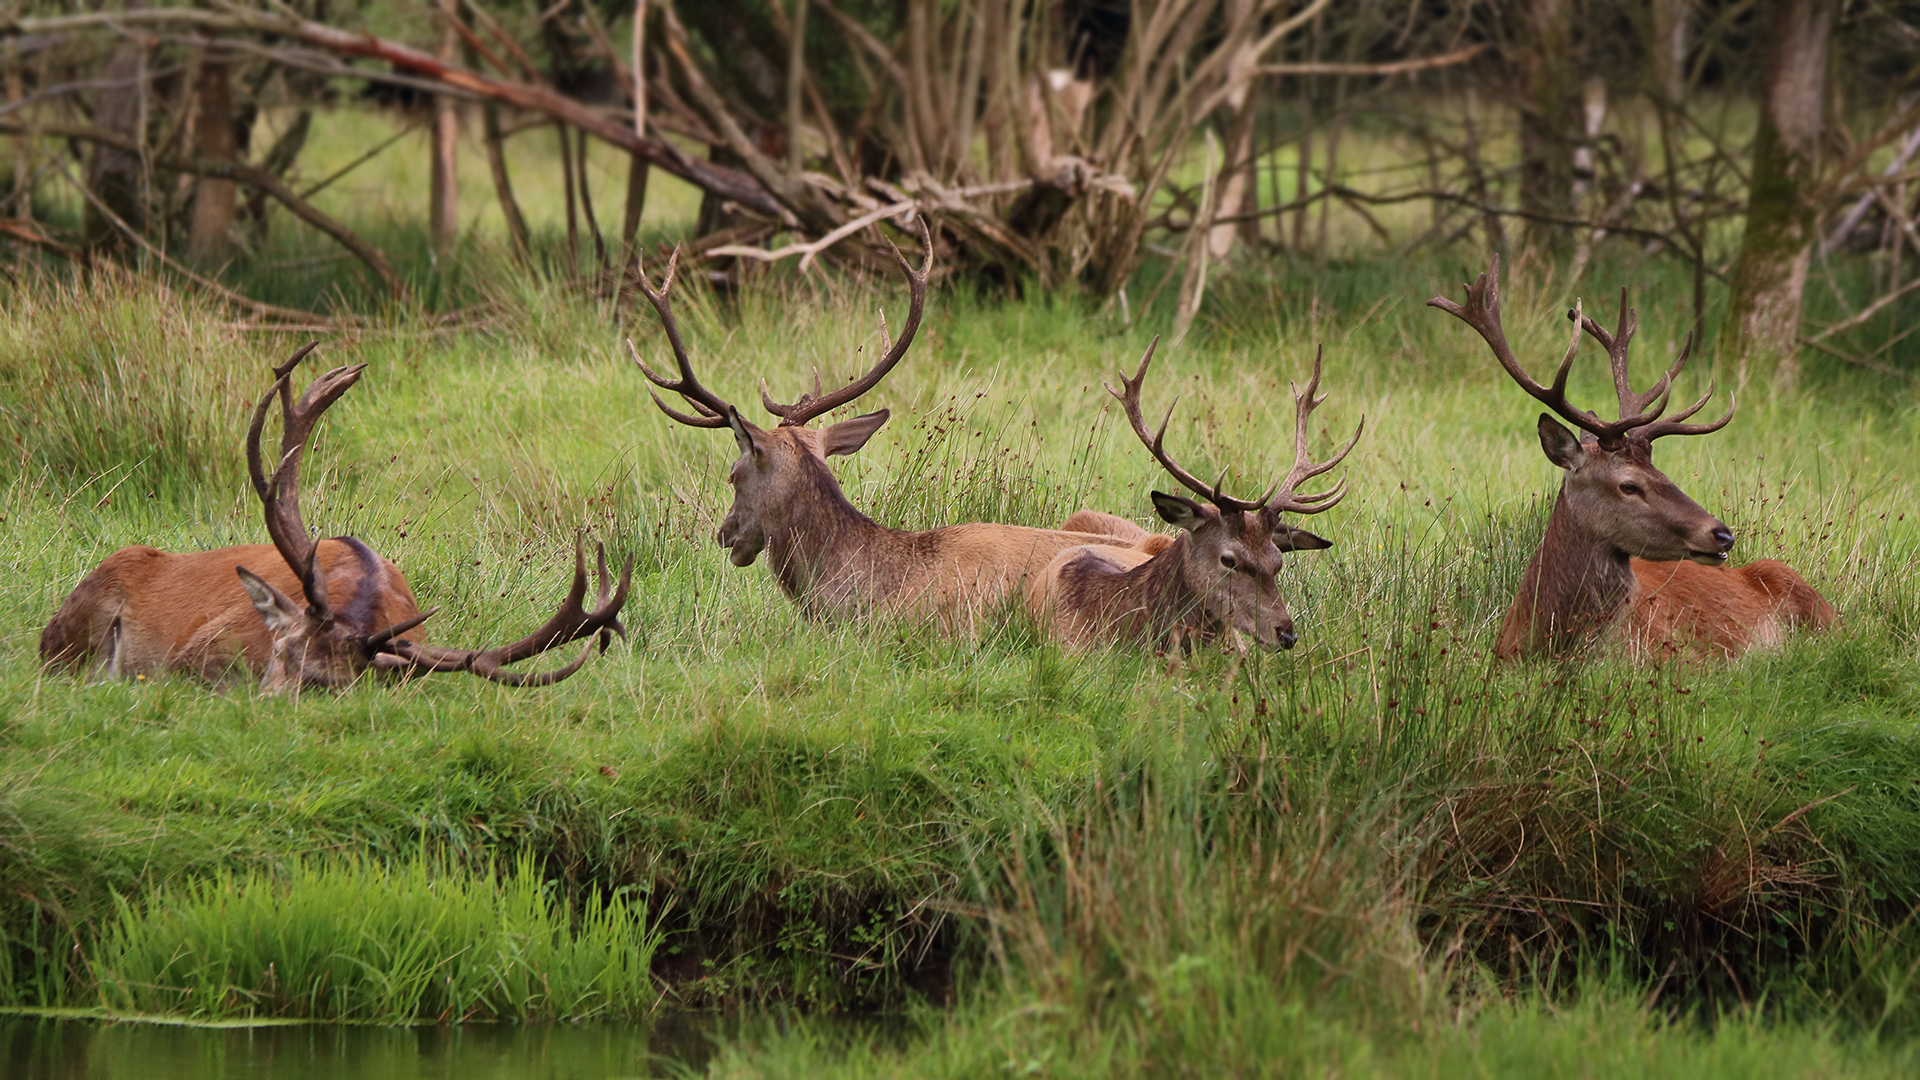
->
{"left": 1219, "top": 553, "right": 1238, "bottom": 570}
{"left": 1619, "top": 482, "right": 1643, "bottom": 496}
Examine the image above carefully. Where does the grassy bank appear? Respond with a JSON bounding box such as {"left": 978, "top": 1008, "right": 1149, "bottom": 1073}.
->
{"left": 2, "top": 198, "right": 1920, "bottom": 1067}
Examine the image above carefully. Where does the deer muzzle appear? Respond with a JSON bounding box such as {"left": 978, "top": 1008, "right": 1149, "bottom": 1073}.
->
{"left": 1688, "top": 523, "right": 1735, "bottom": 566}
{"left": 717, "top": 511, "right": 765, "bottom": 567}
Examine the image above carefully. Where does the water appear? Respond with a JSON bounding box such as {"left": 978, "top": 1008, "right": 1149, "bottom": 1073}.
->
{"left": 1, "top": 1012, "right": 724, "bottom": 1079}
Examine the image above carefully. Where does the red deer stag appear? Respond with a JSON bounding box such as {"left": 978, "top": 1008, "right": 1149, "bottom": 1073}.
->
{"left": 630, "top": 234, "right": 1141, "bottom": 628}
{"left": 1027, "top": 339, "right": 1362, "bottom": 650}
{"left": 1428, "top": 258, "right": 1834, "bottom": 659}
{"left": 40, "top": 344, "right": 631, "bottom": 691}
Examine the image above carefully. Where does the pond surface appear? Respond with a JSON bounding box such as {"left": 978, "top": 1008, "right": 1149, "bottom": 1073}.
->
{"left": 2, "top": 1012, "right": 725, "bottom": 1079}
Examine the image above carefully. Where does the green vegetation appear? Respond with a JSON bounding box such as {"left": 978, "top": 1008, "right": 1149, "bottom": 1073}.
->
{"left": 89, "top": 851, "right": 659, "bottom": 1022}
{"left": 2, "top": 110, "right": 1920, "bottom": 1073}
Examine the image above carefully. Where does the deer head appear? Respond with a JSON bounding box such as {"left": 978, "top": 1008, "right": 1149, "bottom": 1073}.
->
{"left": 242, "top": 344, "right": 631, "bottom": 693}
{"left": 1109, "top": 338, "right": 1362, "bottom": 650}
{"left": 631, "top": 223, "right": 932, "bottom": 568}
{"left": 1427, "top": 257, "right": 1736, "bottom": 566}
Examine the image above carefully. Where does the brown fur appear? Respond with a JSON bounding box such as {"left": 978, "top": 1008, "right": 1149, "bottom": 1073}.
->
{"left": 1029, "top": 496, "right": 1331, "bottom": 650}
{"left": 716, "top": 418, "right": 1138, "bottom": 630}
{"left": 1498, "top": 429, "right": 1835, "bottom": 659}
{"left": 40, "top": 538, "right": 423, "bottom": 684}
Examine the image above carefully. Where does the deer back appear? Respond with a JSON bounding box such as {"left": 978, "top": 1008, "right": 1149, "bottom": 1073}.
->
{"left": 1625, "top": 557, "right": 1837, "bottom": 658}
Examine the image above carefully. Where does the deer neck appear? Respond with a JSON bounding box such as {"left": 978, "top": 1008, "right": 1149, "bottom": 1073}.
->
{"left": 1499, "top": 487, "right": 1638, "bottom": 657}
{"left": 762, "top": 457, "right": 890, "bottom": 605}
{"left": 1102, "top": 535, "right": 1206, "bottom": 645}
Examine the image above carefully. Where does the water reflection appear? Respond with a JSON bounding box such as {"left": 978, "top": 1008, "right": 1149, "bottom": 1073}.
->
{"left": 1, "top": 1012, "right": 721, "bottom": 1080}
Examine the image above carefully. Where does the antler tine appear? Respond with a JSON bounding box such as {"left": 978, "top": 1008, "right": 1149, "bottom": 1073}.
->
{"left": 369, "top": 536, "right": 633, "bottom": 686}
{"left": 1105, "top": 335, "right": 1224, "bottom": 504}
{"left": 1428, "top": 256, "right": 1617, "bottom": 443}
{"left": 1270, "top": 346, "right": 1365, "bottom": 516}
{"left": 358, "top": 607, "right": 438, "bottom": 651}
{"left": 1570, "top": 290, "right": 1679, "bottom": 429}
{"left": 764, "top": 216, "right": 934, "bottom": 427}
{"left": 1642, "top": 366, "right": 1735, "bottom": 441}
{"left": 633, "top": 248, "right": 737, "bottom": 429}
{"left": 245, "top": 343, "right": 365, "bottom": 623}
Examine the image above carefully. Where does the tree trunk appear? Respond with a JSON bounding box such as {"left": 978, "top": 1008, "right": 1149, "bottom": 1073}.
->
{"left": 623, "top": 0, "right": 650, "bottom": 253}
{"left": 188, "top": 54, "right": 237, "bottom": 267}
{"left": 1514, "top": 0, "right": 1578, "bottom": 250}
{"left": 621, "top": 153, "right": 650, "bottom": 253}
{"left": 1648, "top": 0, "right": 1690, "bottom": 104}
{"left": 5, "top": 40, "right": 30, "bottom": 220}
{"left": 84, "top": 25, "right": 151, "bottom": 248}
{"left": 1723, "top": 0, "right": 1835, "bottom": 382}
{"left": 430, "top": 0, "right": 460, "bottom": 256}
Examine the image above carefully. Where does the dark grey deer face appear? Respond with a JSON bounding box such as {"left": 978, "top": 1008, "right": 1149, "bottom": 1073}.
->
{"left": 718, "top": 410, "right": 890, "bottom": 567}
{"left": 1151, "top": 492, "right": 1332, "bottom": 650}
{"left": 1536, "top": 418, "right": 1734, "bottom": 566}
{"left": 237, "top": 567, "right": 374, "bottom": 693}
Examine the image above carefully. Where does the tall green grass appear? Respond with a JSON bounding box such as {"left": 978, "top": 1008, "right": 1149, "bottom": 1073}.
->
{"left": 91, "top": 851, "right": 659, "bottom": 1023}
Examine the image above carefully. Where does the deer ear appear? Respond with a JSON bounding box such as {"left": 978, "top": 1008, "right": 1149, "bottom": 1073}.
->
{"left": 1537, "top": 414, "right": 1584, "bottom": 470}
{"left": 1150, "top": 491, "right": 1208, "bottom": 532}
{"left": 727, "top": 408, "right": 762, "bottom": 458}
{"left": 1276, "top": 526, "right": 1332, "bottom": 552}
{"left": 820, "top": 410, "right": 890, "bottom": 457}
{"left": 237, "top": 567, "right": 303, "bottom": 636}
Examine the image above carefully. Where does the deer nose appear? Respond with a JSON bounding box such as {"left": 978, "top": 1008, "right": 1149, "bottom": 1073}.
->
{"left": 1710, "top": 525, "right": 1735, "bottom": 552}
{"left": 1276, "top": 627, "right": 1297, "bottom": 650}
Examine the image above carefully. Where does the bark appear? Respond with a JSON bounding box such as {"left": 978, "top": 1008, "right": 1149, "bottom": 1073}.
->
{"left": 785, "top": 0, "right": 808, "bottom": 171}
{"left": 1724, "top": 0, "right": 1836, "bottom": 381}
{"left": 624, "top": 0, "right": 649, "bottom": 252}
{"left": 482, "top": 104, "right": 531, "bottom": 261}
{"left": 187, "top": 54, "right": 237, "bottom": 266}
{"left": 4, "top": 40, "right": 29, "bottom": 219}
{"left": 621, "top": 152, "right": 650, "bottom": 252}
{"left": 430, "top": 0, "right": 460, "bottom": 255}
{"left": 1514, "top": 0, "right": 1578, "bottom": 250}
{"left": 1647, "top": 0, "right": 1690, "bottom": 104}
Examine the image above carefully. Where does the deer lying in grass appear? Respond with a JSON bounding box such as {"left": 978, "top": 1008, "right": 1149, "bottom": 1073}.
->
{"left": 1428, "top": 258, "right": 1834, "bottom": 659}
{"left": 40, "top": 344, "right": 631, "bottom": 691}
{"left": 631, "top": 232, "right": 1144, "bottom": 628}
{"left": 1026, "top": 339, "right": 1362, "bottom": 650}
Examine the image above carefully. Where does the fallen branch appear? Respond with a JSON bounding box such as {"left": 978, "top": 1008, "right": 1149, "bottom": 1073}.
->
{"left": 1250, "top": 43, "right": 1489, "bottom": 80}
{"left": 0, "top": 216, "right": 89, "bottom": 264}
{"left": 707, "top": 201, "right": 914, "bottom": 272}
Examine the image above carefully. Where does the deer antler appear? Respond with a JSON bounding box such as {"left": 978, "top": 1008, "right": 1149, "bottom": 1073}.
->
{"left": 631, "top": 247, "right": 738, "bottom": 429}
{"left": 1108, "top": 336, "right": 1358, "bottom": 515}
{"left": 245, "top": 342, "right": 366, "bottom": 625}
{"left": 1271, "top": 346, "right": 1365, "bottom": 516}
{"left": 1428, "top": 256, "right": 1733, "bottom": 447}
{"left": 761, "top": 217, "right": 933, "bottom": 427}
{"left": 370, "top": 536, "right": 633, "bottom": 686}
{"left": 1572, "top": 294, "right": 1735, "bottom": 442}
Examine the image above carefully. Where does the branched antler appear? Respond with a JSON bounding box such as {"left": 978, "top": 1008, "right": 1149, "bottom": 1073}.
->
{"left": 631, "top": 247, "right": 738, "bottom": 429}
{"left": 371, "top": 536, "right": 633, "bottom": 686}
{"left": 1428, "top": 255, "right": 1733, "bottom": 447}
{"left": 761, "top": 217, "right": 934, "bottom": 427}
{"left": 1272, "top": 346, "right": 1365, "bottom": 516}
{"left": 1108, "top": 337, "right": 1360, "bottom": 515}
{"left": 245, "top": 341, "right": 365, "bottom": 624}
